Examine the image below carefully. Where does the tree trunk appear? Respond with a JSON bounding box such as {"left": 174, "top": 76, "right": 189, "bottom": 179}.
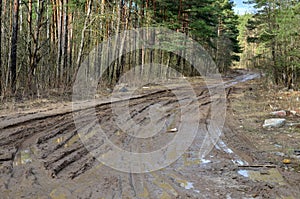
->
{"left": 68, "top": 12, "right": 73, "bottom": 85}
{"left": 56, "top": 0, "right": 62, "bottom": 86}
{"left": 61, "top": 0, "right": 68, "bottom": 88}
{"left": 10, "top": 0, "right": 19, "bottom": 94}
{"left": 0, "top": 0, "right": 2, "bottom": 96}
{"left": 27, "top": 0, "right": 45, "bottom": 95}
{"left": 73, "top": 0, "right": 92, "bottom": 83}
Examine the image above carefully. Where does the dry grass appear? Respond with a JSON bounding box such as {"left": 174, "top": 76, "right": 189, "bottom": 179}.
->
{"left": 230, "top": 78, "right": 300, "bottom": 171}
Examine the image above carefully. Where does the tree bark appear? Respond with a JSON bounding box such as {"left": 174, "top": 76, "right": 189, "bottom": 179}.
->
{"left": 73, "top": 0, "right": 92, "bottom": 83}
{"left": 56, "top": 0, "right": 62, "bottom": 86}
{"left": 61, "top": 0, "right": 68, "bottom": 87}
{"left": 10, "top": 0, "right": 19, "bottom": 94}
{"left": 0, "top": 0, "right": 2, "bottom": 95}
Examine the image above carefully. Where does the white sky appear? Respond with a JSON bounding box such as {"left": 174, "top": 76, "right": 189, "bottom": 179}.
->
{"left": 233, "top": 0, "right": 255, "bottom": 15}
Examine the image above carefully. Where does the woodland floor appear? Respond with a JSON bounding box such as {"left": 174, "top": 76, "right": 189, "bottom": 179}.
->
{"left": 0, "top": 70, "right": 300, "bottom": 199}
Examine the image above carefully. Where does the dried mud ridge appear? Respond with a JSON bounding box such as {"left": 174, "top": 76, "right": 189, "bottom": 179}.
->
{"left": 0, "top": 72, "right": 299, "bottom": 198}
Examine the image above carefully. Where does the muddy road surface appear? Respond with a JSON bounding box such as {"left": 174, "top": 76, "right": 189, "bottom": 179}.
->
{"left": 0, "top": 72, "right": 299, "bottom": 199}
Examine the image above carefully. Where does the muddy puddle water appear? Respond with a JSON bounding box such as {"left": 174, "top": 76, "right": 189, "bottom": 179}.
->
{"left": 216, "top": 140, "right": 248, "bottom": 166}
{"left": 13, "top": 149, "right": 33, "bottom": 166}
{"left": 237, "top": 168, "right": 286, "bottom": 185}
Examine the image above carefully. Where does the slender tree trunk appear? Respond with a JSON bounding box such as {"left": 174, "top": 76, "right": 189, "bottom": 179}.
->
{"left": 115, "top": 0, "right": 125, "bottom": 82}
{"left": 56, "top": 0, "right": 62, "bottom": 86}
{"left": 4, "top": 0, "right": 10, "bottom": 92}
{"left": 61, "top": 0, "right": 68, "bottom": 88}
{"left": 68, "top": 12, "right": 73, "bottom": 85}
{"left": 139, "top": 1, "right": 145, "bottom": 76}
{"left": 73, "top": 0, "right": 92, "bottom": 83}
{"left": 10, "top": 0, "right": 19, "bottom": 94}
{"left": 27, "top": 0, "right": 32, "bottom": 89}
{"left": 0, "top": 0, "right": 2, "bottom": 96}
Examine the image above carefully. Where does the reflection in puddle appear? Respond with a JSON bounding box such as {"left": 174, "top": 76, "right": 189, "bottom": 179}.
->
{"left": 169, "top": 174, "right": 198, "bottom": 193}
{"left": 180, "top": 181, "right": 194, "bottom": 190}
{"left": 138, "top": 187, "right": 150, "bottom": 198}
{"left": 217, "top": 140, "right": 248, "bottom": 166}
{"left": 64, "top": 135, "right": 80, "bottom": 148}
{"left": 237, "top": 168, "right": 286, "bottom": 185}
{"left": 13, "top": 149, "right": 32, "bottom": 166}
{"left": 200, "top": 158, "right": 212, "bottom": 164}
{"left": 217, "top": 140, "right": 233, "bottom": 154}
{"left": 55, "top": 137, "right": 65, "bottom": 144}
{"left": 183, "top": 152, "right": 213, "bottom": 166}
{"left": 152, "top": 173, "right": 178, "bottom": 197}
{"left": 238, "top": 170, "right": 249, "bottom": 178}
{"left": 54, "top": 135, "right": 80, "bottom": 148}
{"left": 232, "top": 159, "right": 246, "bottom": 166}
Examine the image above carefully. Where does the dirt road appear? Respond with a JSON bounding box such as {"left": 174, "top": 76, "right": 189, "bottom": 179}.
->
{"left": 0, "top": 72, "right": 299, "bottom": 199}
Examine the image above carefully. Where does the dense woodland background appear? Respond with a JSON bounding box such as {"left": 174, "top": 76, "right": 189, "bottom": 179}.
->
{"left": 239, "top": 0, "right": 300, "bottom": 89}
{"left": 0, "top": 0, "right": 300, "bottom": 99}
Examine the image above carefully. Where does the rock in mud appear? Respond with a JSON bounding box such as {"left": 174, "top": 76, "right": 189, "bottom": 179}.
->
{"left": 263, "top": 118, "right": 286, "bottom": 128}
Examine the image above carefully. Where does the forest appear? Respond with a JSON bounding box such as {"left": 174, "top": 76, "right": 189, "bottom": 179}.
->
{"left": 1, "top": 1, "right": 300, "bottom": 198}
{"left": 239, "top": 0, "right": 300, "bottom": 89}
{"left": 0, "top": 0, "right": 300, "bottom": 99}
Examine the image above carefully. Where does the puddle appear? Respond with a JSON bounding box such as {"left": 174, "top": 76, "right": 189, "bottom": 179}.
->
{"left": 160, "top": 191, "right": 171, "bottom": 199}
{"left": 217, "top": 140, "right": 233, "bottom": 154}
{"left": 232, "top": 159, "right": 246, "bottom": 166}
{"left": 237, "top": 168, "right": 286, "bottom": 185}
{"left": 13, "top": 149, "right": 33, "bottom": 166}
{"left": 200, "top": 158, "right": 212, "bottom": 164}
{"left": 169, "top": 174, "right": 197, "bottom": 193}
{"left": 50, "top": 187, "right": 72, "bottom": 199}
{"left": 55, "top": 135, "right": 80, "bottom": 148}
{"left": 238, "top": 170, "right": 249, "bottom": 177}
{"left": 64, "top": 134, "right": 80, "bottom": 148}
{"left": 138, "top": 187, "right": 150, "bottom": 198}
{"left": 55, "top": 137, "right": 65, "bottom": 144}
{"left": 182, "top": 151, "right": 213, "bottom": 166}
{"left": 217, "top": 140, "right": 248, "bottom": 166}
{"left": 180, "top": 181, "right": 194, "bottom": 190}
{"left": 152, "top": 173, "right": 178, "bottom": 197}
{"left": 224, "top": 73, "right": 260, "bottom": 88}
{"left": 182, "top": 152, "right": 201, "bottom": 166}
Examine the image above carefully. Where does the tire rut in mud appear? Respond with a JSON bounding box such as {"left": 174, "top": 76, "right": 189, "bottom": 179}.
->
{"left": 0, "top": 86, "right": 211, "bottom": 181}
